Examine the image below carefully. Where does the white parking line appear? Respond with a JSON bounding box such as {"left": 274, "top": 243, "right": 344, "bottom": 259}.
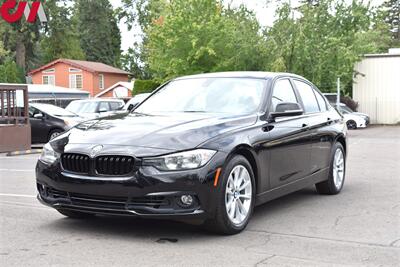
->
{"left": 0, "top": 193, "right": 36, "bottom": 198}
{"left": 0, "top": 157, "right": 38, "bottom": 160}
{"left": 0, "top": 169, "right": 33, "bottom": 172}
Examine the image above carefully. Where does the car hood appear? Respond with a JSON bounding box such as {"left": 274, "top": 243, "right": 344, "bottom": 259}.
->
{"left": 343, "top": 113, "right": 365, "bottom": 122}
{"left": 353, "top": 112, "right": 368, "bottom": 117}
{"left": 64, "top": 112, "right": 257, "bottom": 151}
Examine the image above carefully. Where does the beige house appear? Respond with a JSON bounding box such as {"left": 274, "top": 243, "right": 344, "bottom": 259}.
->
{"left": 353, "top": 49, "right": 400, "bottom": 124}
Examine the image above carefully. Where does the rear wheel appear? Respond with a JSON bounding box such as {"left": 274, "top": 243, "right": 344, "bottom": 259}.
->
{"left": 316, "top": 142, "right": 346, "bottom": 195}
{"left": 346, "top": 120, "right": 357, "bottom": 130}
{"left": 204, "top": 155, "right": 255, "bottom": 235}
{"left": 57, "top": 209, "right": 95, "bottom": 219}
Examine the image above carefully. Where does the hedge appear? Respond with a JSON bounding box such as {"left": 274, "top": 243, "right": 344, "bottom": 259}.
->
{"left": 133, "top": 80, "right": 161, "bottom": 95}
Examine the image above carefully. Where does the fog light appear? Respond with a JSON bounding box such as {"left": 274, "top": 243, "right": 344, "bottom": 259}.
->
{"left": 180, "top": 195, "right": 193, "bottom": 206}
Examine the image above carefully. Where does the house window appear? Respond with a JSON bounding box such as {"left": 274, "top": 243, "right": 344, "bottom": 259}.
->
{"left": 69, "top": 68, "right": 82, "bottom": 73}
{"left": 99, "top": 74, "right": 104, "bottom": 89}
{"left": 69, "top": 74, "right": 83, "bottom": 89}
{"left": 42, "top": 68, "right": 55, "bottom": 74}
{"left": 42, "top": 75, "right": 55, "bottom": 85}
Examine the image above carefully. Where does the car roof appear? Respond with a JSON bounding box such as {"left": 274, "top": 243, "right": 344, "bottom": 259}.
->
{"left": 174, "top": 71, "right": 305, "bottom": 80}
{"left": 70, "top": 98, "right": 123, "bottom": 103}
{"left": 30, "top": 103, "right": 62, "bottom": 109}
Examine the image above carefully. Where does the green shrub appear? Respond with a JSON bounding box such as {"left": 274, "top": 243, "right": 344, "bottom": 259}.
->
{"left": 0, "top": 60, "right": 25, "bottom": 83}
{"left": 133, "top": 80, "right": 161, "bottom": 95}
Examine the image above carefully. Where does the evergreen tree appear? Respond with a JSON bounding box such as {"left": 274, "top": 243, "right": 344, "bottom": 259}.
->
{"left": 40, "top": 0, "right": 85, "bottom": 63}
{"left": 75, "top": 0, "right": 121, "bottom": 67}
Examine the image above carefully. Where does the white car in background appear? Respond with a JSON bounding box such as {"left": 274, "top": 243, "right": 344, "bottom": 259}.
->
{"left": 66, "top": 99, "right": 125, "bottom": 120}
{"left": 335, "top": 103, "right": 370, "bottom": 129}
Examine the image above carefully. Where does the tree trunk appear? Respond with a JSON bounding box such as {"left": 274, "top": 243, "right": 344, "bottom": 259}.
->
{"left": 15, "top": 32, "right": 26, "bottom": 72}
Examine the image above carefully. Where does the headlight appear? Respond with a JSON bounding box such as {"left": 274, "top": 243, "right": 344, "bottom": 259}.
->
{"left": 39, "top": 143, "right": 60, "bottom": 165}
{"left": 143, "top": 149, "right": 217, "bottom": 171}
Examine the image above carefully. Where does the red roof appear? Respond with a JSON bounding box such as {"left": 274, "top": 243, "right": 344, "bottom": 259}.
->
{"left": 28, "top": 59, "right": 130, "bottom": 75}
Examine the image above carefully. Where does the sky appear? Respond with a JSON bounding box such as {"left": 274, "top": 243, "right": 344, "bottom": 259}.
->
{"left": 111, "top": 0, "right": 386, "bottom": 52}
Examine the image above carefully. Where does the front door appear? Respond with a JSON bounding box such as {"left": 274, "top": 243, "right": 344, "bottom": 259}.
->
{"left": 29, "top": 107, "right": 48, "bottom": 143}
{"left": 266, "top": 79, "right": 312, "bottom": 189}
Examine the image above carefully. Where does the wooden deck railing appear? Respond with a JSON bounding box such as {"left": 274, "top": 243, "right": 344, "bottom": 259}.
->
{"left": 0, "top": 84, "right": 31, "bottom": 152}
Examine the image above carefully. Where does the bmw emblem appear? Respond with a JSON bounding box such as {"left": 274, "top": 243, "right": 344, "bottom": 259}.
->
{"left": 90, "top": 145, "right": 103, "bottom": 158}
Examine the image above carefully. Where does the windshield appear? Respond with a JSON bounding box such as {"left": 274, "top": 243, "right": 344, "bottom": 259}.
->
{"left": 133, "top": 94, "right": 150, "bottom": 103}
{"left": 67, "top": 101, "right": 98, "bottom": 114}
{"left": 32, "top": 104, "right": 77, "bottom": 117}
{"left": 340, "top": 106, "right": 353, "bottom": 113}
{"left": 135, "top": 78, "right": 266, "bottom": 115}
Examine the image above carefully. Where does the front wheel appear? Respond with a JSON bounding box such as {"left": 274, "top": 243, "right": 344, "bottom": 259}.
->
{"left": 204, "top": 155, "right": 255, "bottom": 235}
{"left": 48, "top": 129, "right": 63, "bottom": 141}
{"left": 316, "top": 142, "right": 346, "bottom": 195}
{"left": 346, "top": 120, "right": 357, "bottom": 130}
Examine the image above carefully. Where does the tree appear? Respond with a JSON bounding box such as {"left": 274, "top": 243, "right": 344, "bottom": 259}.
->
{"left": 75, "top": 0, "right": 121, "bottom": 67}
{"left": 264, "top": 0, "right": 391, "bottom": 95}
{"left": 145, "top": 0, "right": 266, "bottom": 80}
{"left": 382, "top": 0, "right": 400, "bottom": 46}
{"left": 118, "top": 0, "right": 167, "bottom": 31}
{"left": 121, "top": 44, "right": 151, "bottom": 79}
{"left": 0, "top": 22, "right": 10, "bottom": 60}
{"left": 40, "top": 0, "right": 85, "bottom": 63}
{"left": 0, "top": 5, "right": 43, "bottom": 72}
{"left": 0, "top": 60, "right": 25, "bottom": 83}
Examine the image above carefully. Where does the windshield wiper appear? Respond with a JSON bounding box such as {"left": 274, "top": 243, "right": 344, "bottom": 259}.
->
{"left": 183, "top": 110, "right": 207, "bottom": 113}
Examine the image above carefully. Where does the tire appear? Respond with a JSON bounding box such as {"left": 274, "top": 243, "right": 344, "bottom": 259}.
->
{"left": 57, "top": 209, "right": 95, "bottom": 219}
{"left": 315, "top": 142, "right": 346, "bottom": 195}
{"left": 346, "top": 120, "right": 357, "bottom": 130}
{"left": 204, "top": 155, "right": 255, "bottom": 235}
{"left": 48, "top": 129, "right": 62, "bottom": 141}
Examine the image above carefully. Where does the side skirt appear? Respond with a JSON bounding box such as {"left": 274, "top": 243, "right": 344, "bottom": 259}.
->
{"left": 255, "top": 167, "right": 329, "bottom": 206}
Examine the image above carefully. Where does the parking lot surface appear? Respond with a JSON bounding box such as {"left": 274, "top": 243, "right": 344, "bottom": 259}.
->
{"left": 1, "top": 126, "right": 399, "bottom": 266}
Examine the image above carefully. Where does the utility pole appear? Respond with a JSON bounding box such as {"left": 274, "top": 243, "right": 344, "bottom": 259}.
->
{"left": 337, "top": 77, "right": 340, "bottom": 106}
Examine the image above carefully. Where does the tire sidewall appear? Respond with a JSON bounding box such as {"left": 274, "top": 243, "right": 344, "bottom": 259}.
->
{"left": 347, "top": 120, "right": 357, "bottom": 130}
{"left": 217, "top": 155, "right": 256, "bottom": 233}
{"left": 328, "top": 143, "right": 346, "bottom": 193}
{"left": 48, "top": 129, "right": 62, "bottom": 142}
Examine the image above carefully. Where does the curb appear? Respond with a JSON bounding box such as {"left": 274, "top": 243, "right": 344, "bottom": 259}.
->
{"left": 6, "top": 149, "right": 42, "bottom": 157}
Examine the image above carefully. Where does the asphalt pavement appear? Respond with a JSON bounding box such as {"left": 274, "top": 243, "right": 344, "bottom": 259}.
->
{"left": 0, "top": 126, "right": 399, "bottom": 266}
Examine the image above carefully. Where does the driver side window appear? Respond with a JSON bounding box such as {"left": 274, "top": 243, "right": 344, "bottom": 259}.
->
{"left": 29, "top": 107, "right": 41, "bottom": 118}
{"left": 271, "top": 79, "right": 298, "bottom": 112}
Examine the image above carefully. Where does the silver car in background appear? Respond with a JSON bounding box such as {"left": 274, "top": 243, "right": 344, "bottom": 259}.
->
{"left": 66, "top": 99, "right": 125, "bottom": 119}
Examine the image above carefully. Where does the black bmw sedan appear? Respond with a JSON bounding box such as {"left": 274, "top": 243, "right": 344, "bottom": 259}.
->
{"left": 36, "top": 72, "right": 347, "bottom": 234}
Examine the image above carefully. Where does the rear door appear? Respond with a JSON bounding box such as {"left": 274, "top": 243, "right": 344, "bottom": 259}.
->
{"left": 97, "top": 101, "right": 112, "bottom": 118}
{"left": 266, "top": 78, "right": 312, "bottom": 189}
{"left": 292, "top": 79, "right": 332, "bottom": 173}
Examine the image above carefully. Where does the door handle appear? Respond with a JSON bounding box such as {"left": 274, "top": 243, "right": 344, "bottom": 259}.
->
{"left": 302, "top": 123, "right": 308, "bottom": 128}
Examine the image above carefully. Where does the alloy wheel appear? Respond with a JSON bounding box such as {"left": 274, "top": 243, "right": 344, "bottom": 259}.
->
{"left": 225, "top": 165, "right": 252, "bottom": 225}
{"left": 50, "top": 132, "right": 61, "bottom": 140}
{"left": 333, "top": 148, "right": 345, "bottom": 189}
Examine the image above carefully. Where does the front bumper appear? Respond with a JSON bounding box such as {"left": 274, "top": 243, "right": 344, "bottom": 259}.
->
{"left": 36, "top": 152, "right": 227, "bottom": 220}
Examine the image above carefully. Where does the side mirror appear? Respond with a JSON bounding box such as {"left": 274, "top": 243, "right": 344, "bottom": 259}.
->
{"left": 127, "top": 103, "right": 138, "bottom": 111}
{"left": 98, "top": 108, "right": 108, "bottom": 113}
{"left": 269, "top": 102, "right": 304, "bottom": 121}
{"left": 34, "top": 113, "right": 44, "bottom": 119}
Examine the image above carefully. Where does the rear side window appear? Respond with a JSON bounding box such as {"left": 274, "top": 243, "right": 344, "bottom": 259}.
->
{"left": 314, "top": 90, "right": 327, "bottom": 112}
{"left": 294, "top": 80, "right": 320, "bottom": 113}
{"left": 271, "top": 79, "right": 298, "bottom": 112}
{"left": 110, "top": 102, "right": 122, "bottom": 110}
{"left": 99, "top": 102, "right": 110, "bottom": 112}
